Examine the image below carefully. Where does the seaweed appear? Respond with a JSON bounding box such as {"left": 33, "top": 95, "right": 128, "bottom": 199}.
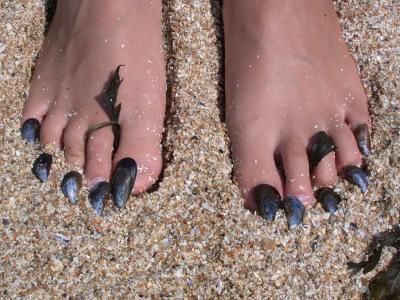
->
{"left": 348, "top": 226, "right": 400, "bottom": 299}
{"left": 369, "top": 254, "right": 400, "bottom": 300}
{"left": 86, "top": 65, "right": 124, "bottom": 154}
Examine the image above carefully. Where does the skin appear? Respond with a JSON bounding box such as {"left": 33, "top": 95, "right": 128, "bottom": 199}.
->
{"left": 23, "top": 0, "right": 370, "bottom": 213}
{"left": 22, "top": 0, "right": 165, "bottom": 193}
{"left": 223, "top": 0, "right": 370, "bottom": 210}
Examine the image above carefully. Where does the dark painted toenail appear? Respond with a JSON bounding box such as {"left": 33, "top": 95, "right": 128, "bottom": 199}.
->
{"left": 21, "top": 118, "right": 40, "bottom": 144}
{"left": 254, "top": 184, "right": 281, "bottom": 221}
{"left": 61, "top": 171, "right": 82, "bottom": 205}
{"left": 89, "top": 181, "right": 110, "bottom": 216}
{"left": 110, "top": 158, "right": 137, "bottom": 209}
{"left": 308, "top": 131, "right": 336, "bottom": 171}
{"left": 354, "top": 124, "right": 370, "bottom": 156}
{"left": 32, "top": 153, "right": 52, "bottom": 182}
{"left": 315, "top": 187, "right": 341, "bottom": 213}
{"left": 342, "top": 165, "right": 369, "bottom": 193}
{"left": 283, "top": 196, "right": 305, "bottom": 230}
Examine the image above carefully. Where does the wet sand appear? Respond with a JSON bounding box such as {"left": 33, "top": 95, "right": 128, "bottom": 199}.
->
{"left": 1, "top": 0, "right": 399, "bottom": 298}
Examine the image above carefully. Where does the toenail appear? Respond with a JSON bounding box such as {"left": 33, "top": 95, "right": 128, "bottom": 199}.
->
{"left": 254, "top": 184, "right": 281, "bottom": 221}
{"left": 89, "top": 181, "right": 111, "bottom": 216}
{"left": 110, "top": 158, "right": 137, "bottom": 209}
{"left": 353, "top": 124, "right": 371, "bottom": 156}
{"left": 32, "top": 153, "right": 52, "bottom": 183}
{"left": 21, "top": 118, "right": 40, "bottom": 144}
{"left": 308, "top": 131, "right": 336, "bottom": 171}
{"left": 283, "top": 196, "right": 305, "bottom": 230}
{"left": 342, "top": 165, "right": 369, "bottom": 193}
{"left": 315, "top": 187, "right": 341, "bottom": 214}
{"left": 61, "top": 171, "right": 82, "bottom": 205}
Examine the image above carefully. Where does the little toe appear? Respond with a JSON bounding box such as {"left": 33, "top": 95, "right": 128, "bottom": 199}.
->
{"left": 345, "top": 92, "right": 370, "bottom": 129}
{"left": 343, "top": 91, "right": 371, "bottom": 156}
{"left": 331, "top": 126, "right": 370, "bottom": 192}
{"left": 346, "top": 115, "right": 371, "bottom": 157}
{"left": 63, "top": 119, "right": 88, "bottom": 168}
{"left": 39, "top": 107, "right": 69, "bottom": 148}
{"left": 281, "top": 139, "right": 314, "bottom": 208}
{"left": 312, "top": 152, "right": 337, "bottom": 188}
{"left": 84, "top": 126, "right": 114, "bottom": 188}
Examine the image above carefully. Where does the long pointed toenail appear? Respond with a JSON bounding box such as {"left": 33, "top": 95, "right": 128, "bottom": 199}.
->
{"left": 21, "top": 118, "right": 40, "bottom": 144}
{"left": 315, "top": 187, "right": 341, "bottom": 213}
{"left": 61, "top": 171, "right": 82, "bottom": 205}
{"left": 342, "top": 165, "right": 369, "bottom": 193}
{"left": 32, "top": 153, "right": 52, "bottom": 182}
{"left": 354, "top": 124, "right": 370, "bottom": 156}
{"left": 89, "top": 181, "right": 110, "bottom": 216}
{"left": 283, "top": 196, "right": 305, "bottom": 230}
{"left": 254, "top": 184, "right": 281, "bottom": 221}
{"left": 111, "top": 158, "right": 137, "bottom": 209}
{"left": 308, "top": 131, "right": 336, "bottom": 171}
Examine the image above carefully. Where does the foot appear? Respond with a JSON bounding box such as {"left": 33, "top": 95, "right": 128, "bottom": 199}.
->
{"left": 223, "top": 1, "right": 370, "bottom": 223}
{"left": 22, "top": 1, "right": 165, "bottom": 195}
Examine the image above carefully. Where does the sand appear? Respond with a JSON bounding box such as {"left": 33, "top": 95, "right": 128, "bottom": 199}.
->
{"left": 0, "top": 0, "right": 399, "bottom": 298}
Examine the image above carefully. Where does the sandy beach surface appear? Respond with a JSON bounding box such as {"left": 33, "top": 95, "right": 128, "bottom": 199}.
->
{"left": 1, "top": 0, "right": 399, "bottom": 298}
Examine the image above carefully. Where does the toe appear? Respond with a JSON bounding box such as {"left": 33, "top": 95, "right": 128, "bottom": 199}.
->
{"left": 228, "top": 127, "right": 283, "bottom": 212}
{"left": 346, "top": 112, "right": 371, "bottom": 157}
{"left": 312, "top": 152, "right": 337, "bottom": 187}
{"left": 112, "top": 121, "right": 163, "bottom": 195}
{"left": 85, "top": 126, "right": 114, "bottom": 188}
{"left": 330, "top": 125, "right": 362, "bottom": 171}
{"left": 281, "top": 139, "right": 314, "bottom": 207}
{"left": 22, "top": 93, "right": 50, "bottom": 124}
{"left": 234, "top": 155, "right": 283, "bottom": 212}
{"left": 345, "top": 92, "right": 370, "bottom": 129}
{"left": 22, "top": 65, "right": 56, "bottom": 123}
{"left": 345, "top": 93, "right": 371, "bottom": 156}
{"left": 39, "top": 107, "right": 69, "bottom": 148}
{"left": 63, "top": 119, "right": 88, "bottom": 168}
{"left": 346, "top": 110, "right": 371, "bottom": 130}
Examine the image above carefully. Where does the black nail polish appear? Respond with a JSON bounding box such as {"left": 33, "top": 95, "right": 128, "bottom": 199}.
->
{"left": 342, "top": 165, "right": 369, "bottom": 193}
{"left": 283, "top": 196, "right": 305, "bottom": 230}
{"left": 89, "top": 181, "right": 111, "bottom": 216}
{"left": 354, "top": 124, "right": 370, "bottom": 156}
{"left": 315, "top": 187, "right": 341, "bottom": 214}
{"left": 61, "top": 171, "right": 82, "bottom": 205}
{"left": 21, "top": 118, "right": 40, "bottom": 144}
{"left": 32, "top": 153, "right": 52, "bottom": 182}
{"left": 254, "top": 184, "right": 281, "bottom": 221}
{"left": 308, "top": 131, "right": 336, "bottom": 170}
{"left": 111, "top": 158, "right": 137, "bottom": 208}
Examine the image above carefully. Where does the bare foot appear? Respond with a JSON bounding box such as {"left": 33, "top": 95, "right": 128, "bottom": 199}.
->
{"left": 21, "top": 1, "right": 165, "bottom": 206}
{"left": 224, "top": 0, "right": 370, "bottom": 228}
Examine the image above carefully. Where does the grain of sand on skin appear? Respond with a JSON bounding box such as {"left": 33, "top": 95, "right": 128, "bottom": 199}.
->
{"left": 0, "top": 0, "right": 399, "bottom": 298}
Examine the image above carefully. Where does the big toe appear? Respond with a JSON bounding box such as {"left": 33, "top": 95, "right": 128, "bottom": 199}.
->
{"left": 111, "top": 119, "right": 163, "bottom": 205}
